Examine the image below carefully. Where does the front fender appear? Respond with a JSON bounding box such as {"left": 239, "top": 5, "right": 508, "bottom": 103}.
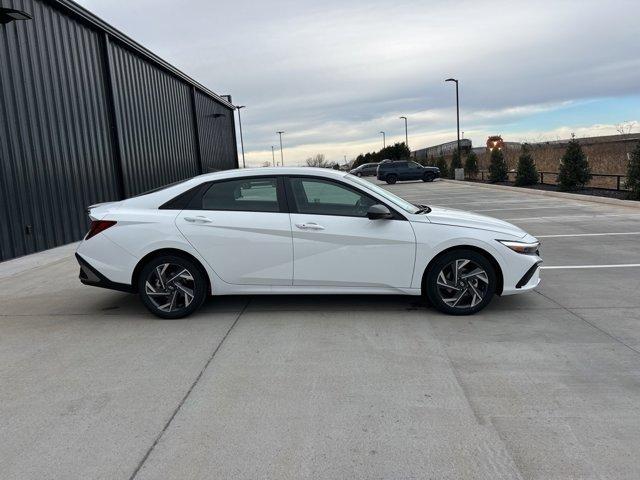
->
{"left": 410, "top": 223, "right": 513, "bottom": 290}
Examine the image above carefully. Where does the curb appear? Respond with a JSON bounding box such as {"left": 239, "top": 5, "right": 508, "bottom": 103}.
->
{"left": 442, "top": 179, "right": 640, "bottom": 209}
{"left": 0, "top": 242, "right": 79, "bottom": 280}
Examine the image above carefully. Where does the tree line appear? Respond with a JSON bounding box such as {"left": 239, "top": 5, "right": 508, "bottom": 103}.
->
{"left": 417, "top": 138, "right": 640, "bottom": 199}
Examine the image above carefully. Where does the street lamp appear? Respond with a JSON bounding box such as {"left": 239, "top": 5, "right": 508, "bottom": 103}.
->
{"left": 235, "top": 105, "right": 246, "bottom": 168}
{"left": 445, "top": 78, "right": 461, "bottom": 159}
{"left": 379, "top": 131, "right": 386, "bottom": 149}
{"left": 0, "top": 8, "right": 32, "bottom": 25}
{"left": 277, "top": 131, "right": 285, "bottom": 166}
{"left": 271, "top": 146, "right": 276, "bottom": 167}
{"left": 399, "top": 116, "right": 408, "bottom": 150}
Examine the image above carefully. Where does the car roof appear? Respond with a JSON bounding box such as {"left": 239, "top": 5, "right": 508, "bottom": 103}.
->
{"left": 196, "top": 167, "right": 349, "bottom": 182}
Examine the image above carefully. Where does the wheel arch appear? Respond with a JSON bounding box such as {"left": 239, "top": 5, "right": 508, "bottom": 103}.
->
{"left": 131, "top": 248, "right": 212, "bottom": 295}
{"left": 421, "top": 245, "right": 504, "bottom": 296}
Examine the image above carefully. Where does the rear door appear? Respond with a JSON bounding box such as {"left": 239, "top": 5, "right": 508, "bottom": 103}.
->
{"left": 176, "top": 176, "right": 293, "bottom": 285}
{"left": 286, "top": 176, "right": 416, "bottom": 288}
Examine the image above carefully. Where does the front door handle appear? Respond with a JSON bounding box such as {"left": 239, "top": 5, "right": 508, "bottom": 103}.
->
{"left": 295, "top": 222, "right": 325, "bottom": 231}
{"left": 184, "top": 216, "right": 213, "bottom": 224}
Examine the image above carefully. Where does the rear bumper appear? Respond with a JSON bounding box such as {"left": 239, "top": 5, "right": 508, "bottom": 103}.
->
{"left": 76, "top": 253, "right": 134, "bottom": 293}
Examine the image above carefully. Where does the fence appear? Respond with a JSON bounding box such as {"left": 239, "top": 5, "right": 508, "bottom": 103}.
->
{"left": 474, "top": 171, "right": 629, "bottom": 191}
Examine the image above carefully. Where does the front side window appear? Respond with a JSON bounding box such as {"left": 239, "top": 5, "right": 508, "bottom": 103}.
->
{"left": 408, "top": 162, "right": 421, "bottom": 169}
{"left": 347, "top": 174, "right": 419, "bottom": 214}
{"left": 201, "top": 177, "right": 279, "bottom": 212}
{"left": 289, "top": 177, "right": 376, "bottom": 217}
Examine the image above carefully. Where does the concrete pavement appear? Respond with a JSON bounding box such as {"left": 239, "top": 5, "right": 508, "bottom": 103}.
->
{"left": 1, "top": 179, "right": 640, "bottom": 479}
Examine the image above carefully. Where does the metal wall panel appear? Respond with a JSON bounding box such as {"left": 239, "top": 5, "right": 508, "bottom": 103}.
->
{"left": 0, "top": 0, "right": 119, "bottom": 260}
{"left": 108, "top": 42, "right": 200, "bottom": 196}
{"left": 193, "top": 90, "right": 238, "bottom": 172}
{"left": 0, "top": 0, "right": 238, "bottom": 261}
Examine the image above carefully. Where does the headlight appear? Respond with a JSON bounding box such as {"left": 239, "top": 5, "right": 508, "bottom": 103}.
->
{"left": 497, "top": 239, "right": 540, "bottom": 255}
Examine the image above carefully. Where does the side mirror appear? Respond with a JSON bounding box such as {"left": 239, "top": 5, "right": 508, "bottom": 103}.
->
{"left": 367, "top": 204, "right": 393, "bottom": 220}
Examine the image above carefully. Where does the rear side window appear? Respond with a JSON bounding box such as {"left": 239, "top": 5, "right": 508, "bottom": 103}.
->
{"left": 200, "top": 177, "right": 280, "bottom": 212}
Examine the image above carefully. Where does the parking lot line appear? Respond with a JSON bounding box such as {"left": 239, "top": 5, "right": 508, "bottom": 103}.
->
{"left": 537, "top": 232, "right": 640, "bottom": 238}
{"left": 504, "top": 213, "right": 640, "bottom": 221}
{"left": 473, "top": 205, "right": 587, "bottom": 213}
{"left": 541, "top": 264, "right": 640, "bottom": 269}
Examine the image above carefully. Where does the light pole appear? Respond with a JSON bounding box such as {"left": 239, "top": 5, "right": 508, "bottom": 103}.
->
{"left": 235, "top": 105, "right": 246, "bottom": 168}
{"left": 277, "top": 131, "right": 285, "bottom": 166}
{"left": 271, "top": 146, "right": 276, "bottom": 167}
{"left": 445, "top": 78, "right": 461, "bottom": 158}
{"left": 379, "top": 131, "right": 386, "bottom": 149}
{"left": 399, "top": 116, "right": 408, "bottom": 150}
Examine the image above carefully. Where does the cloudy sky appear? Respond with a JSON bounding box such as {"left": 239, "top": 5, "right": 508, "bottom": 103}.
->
{"left": 78, "top": 0, "right": 640, "bottom": 166}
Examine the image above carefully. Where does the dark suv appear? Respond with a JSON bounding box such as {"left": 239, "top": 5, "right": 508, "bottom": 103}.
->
{"left": 377, "top": 160, "right": 440, "bottom": 184}
{"left": 349, "top": 163, "right": 379, "bottom": 177}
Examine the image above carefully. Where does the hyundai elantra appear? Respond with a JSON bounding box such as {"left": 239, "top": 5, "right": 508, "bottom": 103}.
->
{"left": 76, "top": 168, "right": 541, "bottom": 318}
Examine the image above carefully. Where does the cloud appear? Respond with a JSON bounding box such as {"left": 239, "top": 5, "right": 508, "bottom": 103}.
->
{"left": 77, "top": 0, "right": 640, "bottom": 166}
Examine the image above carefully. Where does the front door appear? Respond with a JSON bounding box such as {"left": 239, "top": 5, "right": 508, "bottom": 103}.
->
{"left": 407, "top": 161, "right": 424, "bottom": 180}
{"left": 176, "top": 176, "right": 293, "bottom": 285}
{"left": 286, "top": 176, "right": 416, "bottom": 288}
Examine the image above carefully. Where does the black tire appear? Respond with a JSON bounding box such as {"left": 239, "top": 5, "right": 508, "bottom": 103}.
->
{"left": 386, "top": 174, "right": 398, "bottom": 185}
{"left": 356, "top": 172, "right": 363, "bottom": 177}
{"left": 425, "top": 249, "right": 496, "bottom": 315}
{"left": 423, "top": 173, "right": 435, "bottom": 182}
{"left": 138, "top": 255, "right": 207, "bottom": 319}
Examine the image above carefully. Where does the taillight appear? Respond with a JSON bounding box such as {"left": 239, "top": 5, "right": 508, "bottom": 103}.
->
{"left": 85, "top": 220, "right": 116, "bottom": 240}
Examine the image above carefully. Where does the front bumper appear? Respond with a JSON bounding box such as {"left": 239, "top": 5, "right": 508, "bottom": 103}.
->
{"left": 76, "top": 253, "right": 134, "bottom": 293}
{"left": 514, "top": 261, "right": 542, "bottom": 292}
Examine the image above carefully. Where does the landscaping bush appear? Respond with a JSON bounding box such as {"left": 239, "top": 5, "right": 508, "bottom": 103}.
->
{"left": 514, "top": 143, "right": 539, "bottom": 186}
{"left": 449, "top": 149, "right": 462, "bottom": 179}
{"left": 464, "top": 151, "right": 479, "bottom": 179}
{"left": 625, "top": 142, "right": 640, "bottom": 200}
{"left": 558, "top": 138, "right": 591, "bottom": 191}
{"left": 435, "top": 153, "right": 449, "bottom": 178}
{"left": 488, "top": 148, "right": 508, "bottom": 182}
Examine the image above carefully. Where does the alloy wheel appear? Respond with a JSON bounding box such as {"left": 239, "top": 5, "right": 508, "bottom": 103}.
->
{"left": 436, "top": 259, "right": 489, "bottom": 309}
{"left": 144, "top": 263, "right": 195, "bottom": 313}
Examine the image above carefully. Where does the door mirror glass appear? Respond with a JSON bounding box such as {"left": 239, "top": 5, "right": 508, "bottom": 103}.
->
{"left": 367, "top": 204, "right": 393, "bottom": 220}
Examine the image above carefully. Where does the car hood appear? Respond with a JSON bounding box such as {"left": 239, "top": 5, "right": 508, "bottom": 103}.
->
{"left": 420, "top": 206, "right": 528, "bottom": 238}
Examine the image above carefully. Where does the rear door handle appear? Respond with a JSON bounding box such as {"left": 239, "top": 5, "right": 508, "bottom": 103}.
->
{"left": 295, "top": 222, "right": 325, "bottom": 231}
{"left": 184, "top": 216, "right": 213, "bottom": 224}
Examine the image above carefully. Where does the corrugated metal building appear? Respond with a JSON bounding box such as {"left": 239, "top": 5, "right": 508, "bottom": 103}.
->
{"left": 0, "top": 0, "right": 239, "bottom": 261}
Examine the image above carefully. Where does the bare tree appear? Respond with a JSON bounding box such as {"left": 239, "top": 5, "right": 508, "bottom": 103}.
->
{"left": 305, "top": 154, "right": 330, "bottom": 168}
{"left": 616, "top": 121, "right": 638, "bottom": 135}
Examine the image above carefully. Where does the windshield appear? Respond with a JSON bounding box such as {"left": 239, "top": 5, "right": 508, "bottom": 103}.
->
{"left": 347, "top": 174, "right": 420, "bottom": 214}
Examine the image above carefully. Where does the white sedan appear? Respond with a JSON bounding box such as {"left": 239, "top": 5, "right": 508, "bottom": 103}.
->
{"left": 76, "top": 168, "right": 541, "bottom": 318}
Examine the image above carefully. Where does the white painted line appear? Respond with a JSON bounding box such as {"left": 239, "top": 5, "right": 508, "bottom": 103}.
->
{"left": 541, "top": 264, "right": 640, "bottom": 270}
{"left": 474, "top": 205, "right": 584, "bottom": 213}
{"left": 505, "top": 213, "right": 640, "bottom": 221}
{"left": 537, "top": 232, "right": 640, "bottom": 238}
{"left": 435, "top": 198, "right": 578, "bottom": 207}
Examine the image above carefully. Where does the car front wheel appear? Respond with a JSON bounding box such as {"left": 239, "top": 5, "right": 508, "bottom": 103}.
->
{"left": 386, "top": 174, "right": 398, "bottom": 184}
{"left": 423, "top": 173, "right": 435, "bottom": 182}
{"left": 138, "top": 255, "right": 207, "bottom": 319}
{"left": 425, "top": 250, "right": 496, "bottom": 315}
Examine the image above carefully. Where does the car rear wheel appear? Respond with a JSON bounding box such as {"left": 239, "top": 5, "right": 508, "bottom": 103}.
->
{"left": 386, "top": 174, "right": 398, "bottom": 184}
{"left": 138, "top": 255, "right": 207, "bottom": 319}
{"left": 425, "top": 250, "right": 496, "bottom": 315}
